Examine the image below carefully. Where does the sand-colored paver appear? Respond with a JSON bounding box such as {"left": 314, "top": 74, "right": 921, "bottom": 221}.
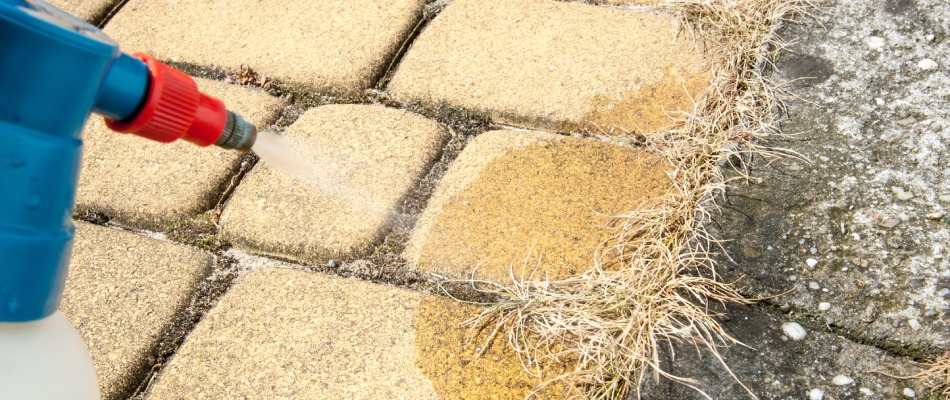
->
{"left": 145, "top": 268, "right": 568, "bottom": 399}
{"left": 389, "top": 0, "right": 711, "bottom": 134}
{"left": 76, "top": 78, "right": 283, "bottom": 231}
{"left": 405, "top": 130, "right": 673, "bottom": 282}
{"left": 220, "top": 104, "right": 448, "bottom": 263}
{"left": 60, "top": 222, "right": 213, "bottom": 400}
{"left": 47, "top": 0, "right": 118, "bottom": 22}
{"left": 104, "top": 0, "right": 425, "bottom": 95}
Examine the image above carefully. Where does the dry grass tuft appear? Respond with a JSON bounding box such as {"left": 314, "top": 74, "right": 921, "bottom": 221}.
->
{"left": 880, "top": 352, "right": 950, "bottom": 398}
{"left": 917, "top": 353, "right": 950, "bottom": 398}
{"left": 450, "top": 1, "right": 813, "bottom": 399}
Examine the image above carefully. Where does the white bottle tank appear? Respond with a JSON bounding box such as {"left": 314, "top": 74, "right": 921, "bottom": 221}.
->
{"left": 0, "top": 311, "right": 99, "bottom": 399}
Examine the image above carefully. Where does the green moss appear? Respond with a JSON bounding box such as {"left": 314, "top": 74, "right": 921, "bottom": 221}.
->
{"left": 165, "top": 212, "right": 222, "bottom": 252}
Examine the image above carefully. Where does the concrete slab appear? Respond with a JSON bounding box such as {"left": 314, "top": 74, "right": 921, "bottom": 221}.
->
{"left": 639, "top": 305, "right": 930, "bottom": 399}
{"left": 220, "top": 104, "right": 448, "bottom": 264}
{"left": 76, "top": 78, "right": 284, "bottom": 231}
{"left": 713, "top": 0, "right": 949, "bottom": 357}
{"left": 404, "top": 130, "right": 673, "bottom": 282}
{"left": 104, "top": 0, "right": 426, "bottom": 95}
{"left": 388, "top": 0, "right": 711, "bottom": 134}
{"left": 47, "top": 0, "right": 118, "bottom": 22}
{"left": 144, "top": 268, "right": 567, "bottom": 399}
{"left": 60, "top": 222, "right": 213, "bottom": 400}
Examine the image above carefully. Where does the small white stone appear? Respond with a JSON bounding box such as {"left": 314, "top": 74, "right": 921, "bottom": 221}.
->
{"left": 926, "top": 34, "right": 936, "bottom": 42}
{"left": 809, "top": 281, "right": 821, "bottom": 290}
{"left": 809, "top": 388, "right": 825, "bottom": 400}
{"left": 918, "top": 59, "right": 938, "bottom": 70}
{"left": 807, "top": 258, "right": 819, "bottom": 267}
{"left": 782, "top": 322, "right": 807, "bottom": 341}
{"left": 810, "top": 247, "right": 818, "bottom": 254}
{"left": 860, "top": 387, "right": 873, "bottom": 395}
{"left": 819, "top": 302, "right": 832, "bottom": 311}
{"left": 867, "top": 36, "right": 885, "bottom": 50}
{"left": 875, "top": 98, "right": 886, "bottom": 105}
{"left": 903, "top": 387, "right": 916, "bottom": 397}
{"left": 909, "top": 318, "right": 921, "bottom": 330}
{"left": 939, "top": 288, "right": 950, "bottom": 297}
{"left": 833, "top": 375, "right": 854, "bottom": 385}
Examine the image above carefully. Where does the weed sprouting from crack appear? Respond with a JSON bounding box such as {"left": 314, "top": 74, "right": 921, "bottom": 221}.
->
{"left": 452, "top": 1, "right": 813, "bottom": 399}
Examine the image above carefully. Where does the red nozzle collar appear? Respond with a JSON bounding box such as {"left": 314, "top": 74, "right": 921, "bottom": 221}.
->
{"left": 104, "top": 53, "right": 226, "bottom": 146}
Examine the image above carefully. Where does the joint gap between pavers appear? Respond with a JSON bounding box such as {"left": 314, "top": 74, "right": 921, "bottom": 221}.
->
{"left": 162, "top": 60, "right": 376, "bottom": 111}
{"left": 750, "top": 297, "right": 944, "bottom": 362}
{"left": 74, "top": 209, "right": 112, "bottom": 227}
{"left": 391, "top": 103, "right": 492, "bottom": 219}
{"left": 126, "top": 253, "right": 243, "bottom": 399}
{"left": 94, "top": 0, "right": 131, "bottom": 29}
{"left": 373, "top": 2, "right": 440, "bottom": 92}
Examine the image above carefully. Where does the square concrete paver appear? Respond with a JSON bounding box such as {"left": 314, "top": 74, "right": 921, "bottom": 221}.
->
{"left": 388, "top": 0, "right": 711, "bottom": 134}
{"left": 404, "top": 130, "right": 673, "bottom": 282}
{"left": 220, "top": 104, "right": 448, "bottom": 263}
{"left": 104, "top": 0, "right": 426, "bottom": 95}
{"left": 76, "top": 78, "right": 284, "bottom": 231}
{"left": 61, "top": 222, "right": 213, "bottom": 400}
{"left": 145, "top": 268, "right": 571, "bottom": 399}
{"left": 47, "top": 0, "right": 118, "bottom": 22}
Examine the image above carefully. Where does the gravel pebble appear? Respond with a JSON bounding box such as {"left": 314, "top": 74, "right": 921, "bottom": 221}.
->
{"left": 809, "top": 388, "right": 825, "bottom": 400}
{"left": 809, "top": 281, "right": 821, "bottom": 290}
{"left": 832, "top": 375, "right": 854, "bottom": 385}
{"left": 860, "top": 387, "right": 873, "bottom": 395}
{"left": 917, "top": 59, "right": 938, "bottom": 70}
{"left": 819, "top": 302, "right": 832, "bottom": 311}
{"left": 909, "top": 318, "right": 921, "bottom": 330}
{"left": 866, "top": 36, "right": 885, "bottom": 50}
{"left": 806, "top": 258, "right": 819, "bottom": 267}
{"left": 782, "top": 322, "right": 808, "bottom": 341}
{"left": 903, "top": 387, "right": 916, "bottom": 397}
{"left": 878, "top": 218, "right": 901, "bottom": 229}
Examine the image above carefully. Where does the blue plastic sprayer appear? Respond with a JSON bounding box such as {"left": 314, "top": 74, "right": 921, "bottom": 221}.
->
{"left": 1, "top": 1, "right": 259, "bottom": 397}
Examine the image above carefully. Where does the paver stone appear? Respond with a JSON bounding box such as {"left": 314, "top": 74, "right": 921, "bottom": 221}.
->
{"left": 61, "top": 222, "right": 213, "bottom": 400}
{"left": 47, "top": 0, "right": 118, "bottom": 23}
{"left": 389, "top": 0, "right": 711, "bottom": 134}
{"left": 104, "top": 0, "right": 426, "bottom": 94}
{"left": 220, "top": 104, "right": 448, "bottom": 263}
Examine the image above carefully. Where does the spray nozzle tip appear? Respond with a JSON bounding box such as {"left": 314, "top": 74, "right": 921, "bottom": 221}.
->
{"left": 216, "top": 111, "right": 257, "bottom": 151}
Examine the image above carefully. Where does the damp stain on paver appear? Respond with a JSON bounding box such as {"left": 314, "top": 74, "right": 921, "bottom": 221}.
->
{"left": 583, "top": 68, "right": 713, "bottom": 134}
{"left": 413, "top": 297, "right": 576, "bottom": 399}
{"left": 405, "top": 130, "right": 673, "bottom": 282}
{"left": 388, "top": 0, "right": 711, "bottom": 133}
